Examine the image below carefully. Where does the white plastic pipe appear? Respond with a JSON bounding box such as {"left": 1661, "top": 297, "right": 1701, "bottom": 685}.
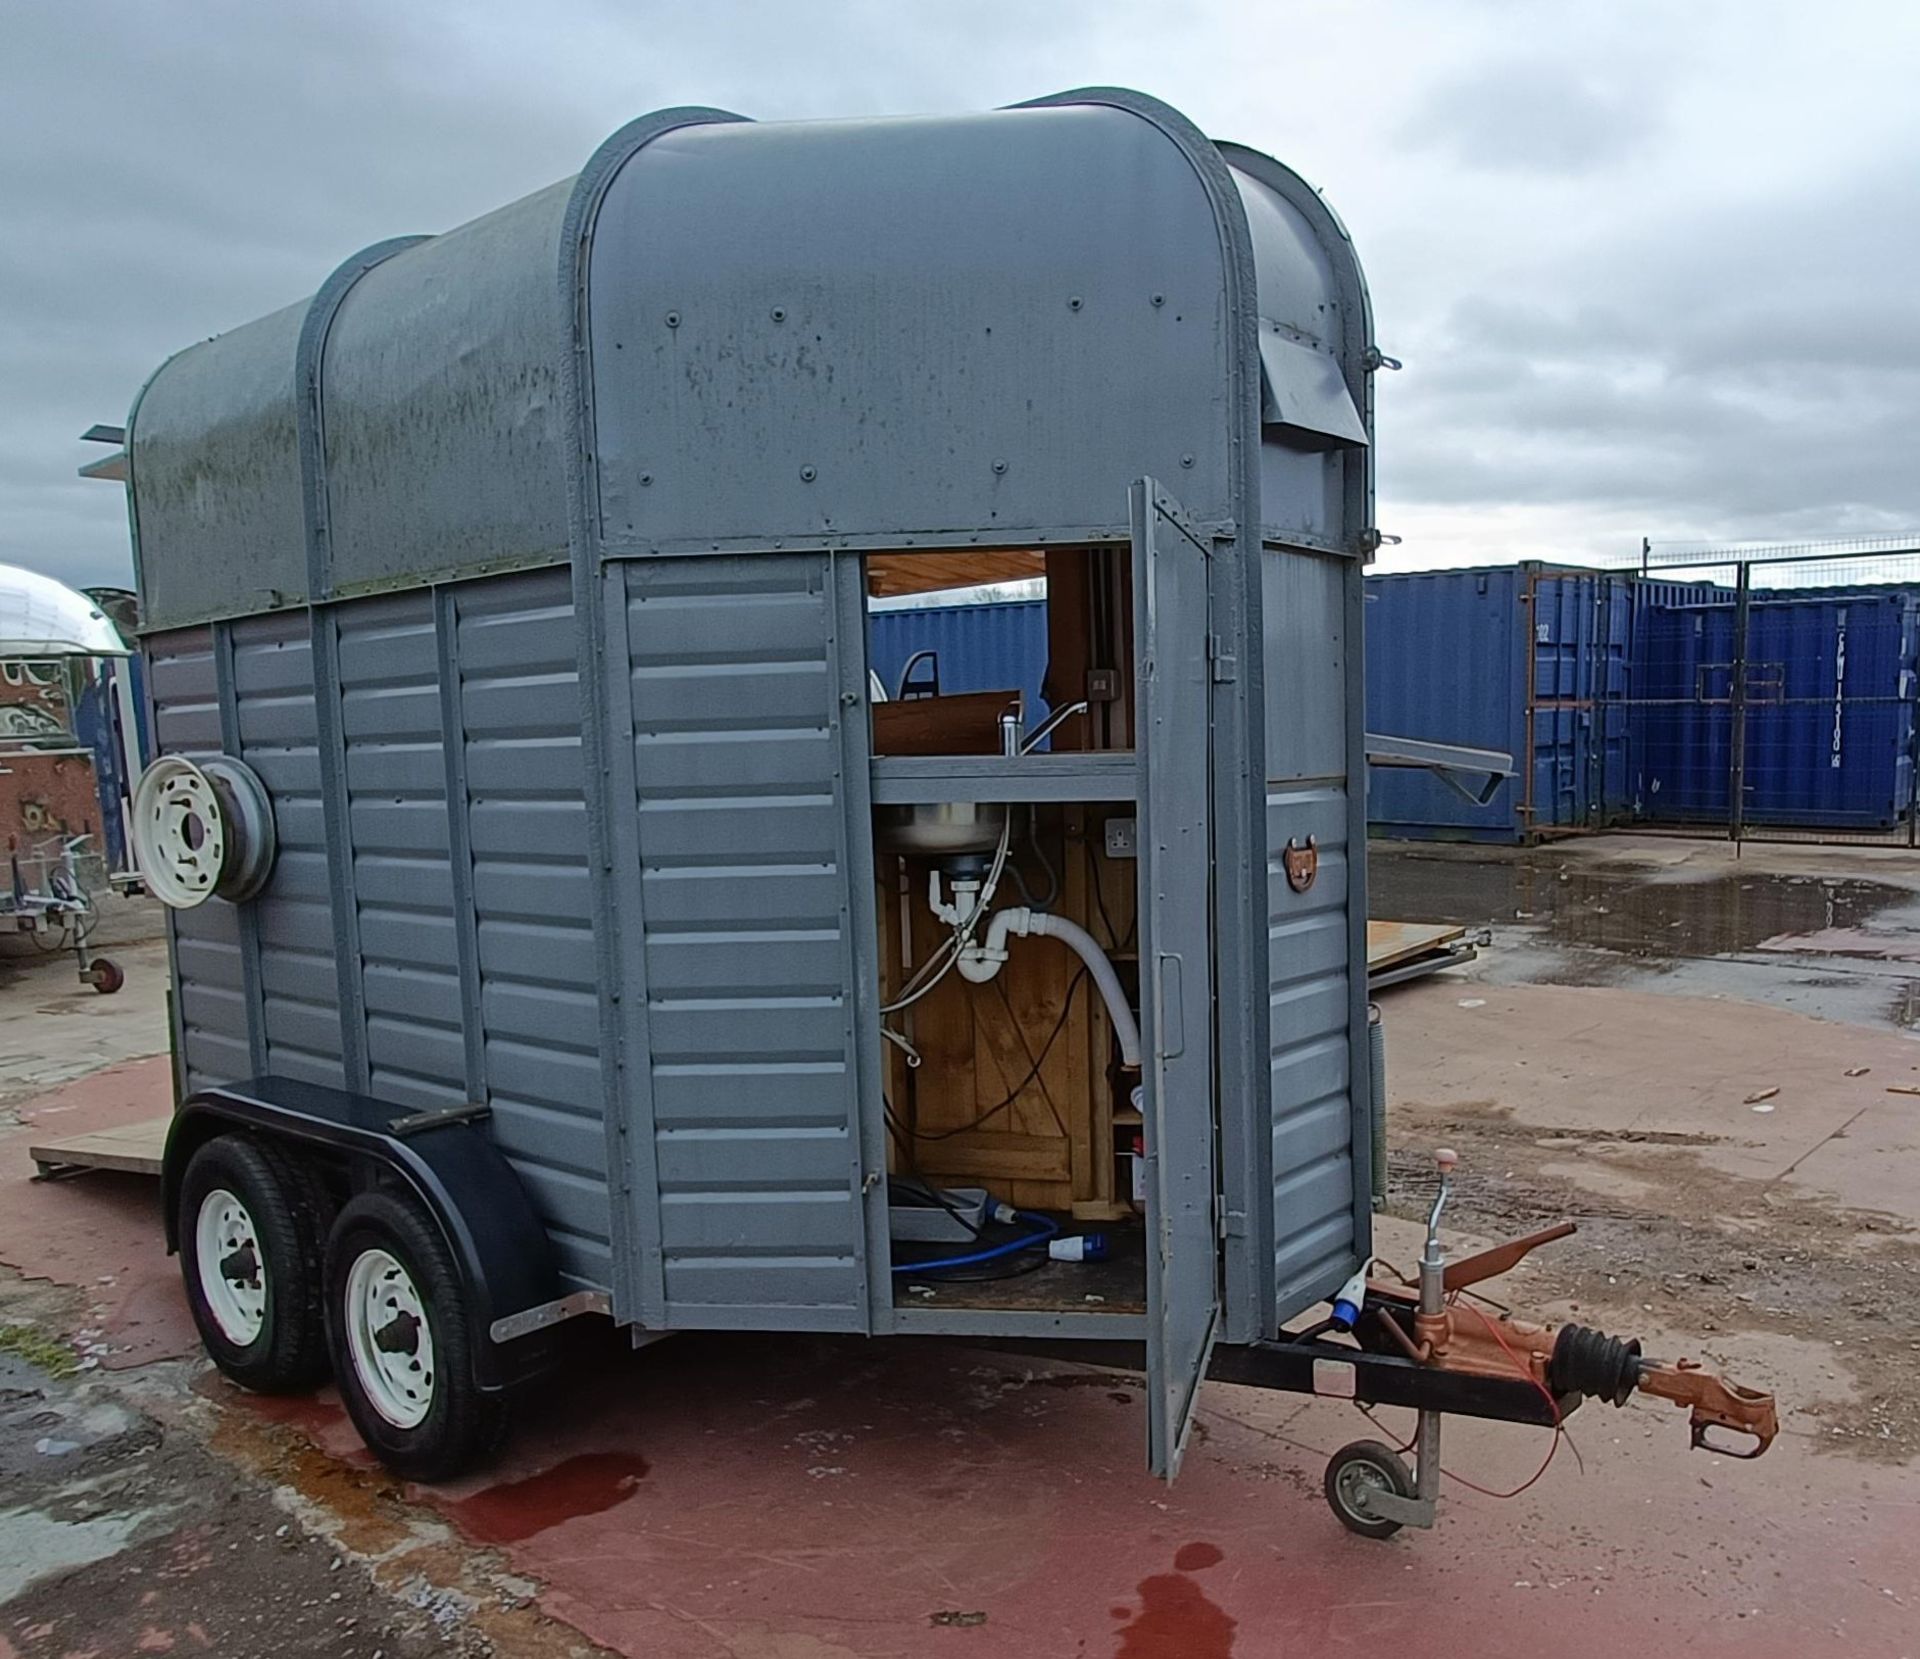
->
{"left": 957, "top": 907, "right": 1142, "bottom": 1069}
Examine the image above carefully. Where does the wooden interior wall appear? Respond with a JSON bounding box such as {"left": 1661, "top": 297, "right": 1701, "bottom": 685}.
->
{"left": 876, "top": 814, "right": 1135, "bottom": 1215}
{"left": 871, "top": 546, "right": 1140, "bottom": 1219}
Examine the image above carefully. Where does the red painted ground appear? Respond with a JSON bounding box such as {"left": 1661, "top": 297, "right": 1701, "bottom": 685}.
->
{"left": 0, "top": 1056, "right": 195, "bottom": 1369}
{"left": 6, "top": 1062, "right": 1914, "bottom": 1658}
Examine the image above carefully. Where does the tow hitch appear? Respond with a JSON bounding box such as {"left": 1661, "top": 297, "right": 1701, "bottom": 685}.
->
{"left": 1306, "top": 1148, "right": 1778, "bottom": 1535}
{"left": 968, "top": 1146, "right": 1778, "bottom": 1538}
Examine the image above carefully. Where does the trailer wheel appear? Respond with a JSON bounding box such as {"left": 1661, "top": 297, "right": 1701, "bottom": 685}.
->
{"left": 324, "top": 1190, "right": 509, "bottom": 1481}
{"left": 85, "top": 957, "right": 125, "bottom": 994}
{"left": 1323, "top": 1439, "right": 1413, "bottom": 1539}
{"left": 178, "top": 1134, "right": 331, "bottom": 1393}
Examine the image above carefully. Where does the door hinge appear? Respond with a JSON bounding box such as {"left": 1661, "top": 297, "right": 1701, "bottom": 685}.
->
{"left": 1219, "top": 1207, "right": 1249, "bottom": 1240}
{"left": 1207, "top": 634, "right": 1238, "bottom": 683}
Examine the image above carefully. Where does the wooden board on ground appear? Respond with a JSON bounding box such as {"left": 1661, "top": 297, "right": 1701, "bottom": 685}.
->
{"left": 1367, "top": 919, "right": 1467, "bottom": 973}
{"left": 30, "top": 1117, "right": 170, "bottom": 1180}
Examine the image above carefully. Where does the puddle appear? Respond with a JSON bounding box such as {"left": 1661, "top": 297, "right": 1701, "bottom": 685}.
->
{"left": 449, "top": 1450, "right": 650, "bottom": 1544}
{"left": 1113, "top": 1553, "right": 1236, "bottom": 1659}
{"left": 1370, "top": 849, "right": 1911, "bottom": 957}
{"left": 1370, "top": 846, "right": 1920, "bottom": 1032}
{"left": 0, "top": 1500, "right": 164, "bottom": 1603}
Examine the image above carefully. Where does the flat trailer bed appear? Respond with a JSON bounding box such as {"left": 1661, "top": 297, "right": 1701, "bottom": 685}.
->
{"left": 29, "top": 1117, "right": 168, "bottom": 1180}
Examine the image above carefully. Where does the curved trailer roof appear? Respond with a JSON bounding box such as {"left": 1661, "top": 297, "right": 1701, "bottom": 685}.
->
{"left": 124, "top": 89, "right": 1372, "bottom": 632}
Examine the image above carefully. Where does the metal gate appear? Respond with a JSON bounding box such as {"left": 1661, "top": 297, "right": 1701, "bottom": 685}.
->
{"left": 1622, "top": 544, "right": 1920, "bottom": 848}
{"left": 1521, "top": 568, "right": 1635, "bottom": 834}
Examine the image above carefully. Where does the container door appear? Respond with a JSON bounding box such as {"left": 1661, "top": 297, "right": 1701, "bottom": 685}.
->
{"left": 1131, "top": 479, "right": 1219, "bottom": 1479}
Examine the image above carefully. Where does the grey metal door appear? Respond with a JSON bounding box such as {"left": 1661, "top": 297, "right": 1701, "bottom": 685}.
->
{"left": 1132, "top": 479, "right": 1220, "bottom": 1479}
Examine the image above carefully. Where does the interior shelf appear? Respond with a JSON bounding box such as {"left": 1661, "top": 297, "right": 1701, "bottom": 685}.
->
{"left": 869, "top": 752, "right": 1137, "bottom": 804}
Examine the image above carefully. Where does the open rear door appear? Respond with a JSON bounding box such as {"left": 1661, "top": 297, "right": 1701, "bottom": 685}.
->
{"left": 1131, "top": 479, "right": 1219, "bottom": 1479}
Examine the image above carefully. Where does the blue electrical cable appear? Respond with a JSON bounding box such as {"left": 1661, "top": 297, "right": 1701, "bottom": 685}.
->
{"left": 890, "top": 1210, "right": 1062, "bottom": 1274}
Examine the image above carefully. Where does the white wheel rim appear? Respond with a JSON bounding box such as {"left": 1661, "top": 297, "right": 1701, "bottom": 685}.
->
{"left": 131, "top": 756, "right": 226, "bottom": 909}
{"left": 195, "top": 1187, "right": 267, "bottom": 1346}
{"left": 344, "top": 1248, "right": 436, "bottom": 1429}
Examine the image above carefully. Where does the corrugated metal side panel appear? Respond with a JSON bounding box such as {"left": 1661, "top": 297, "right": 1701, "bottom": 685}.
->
{"left": 1629, "top": 594, "right": 1918, "bottom": 829}
{"left": 1743, "top": 595, "right": 1916, "bottom": 827}
{"left": 622, "top": 554, "right": 868, "bottom": 1328}
{"left": 455, "top": 569, "right": 612, "bottom": 1288}
{"left": 1363, "top": 568, "right": 1524, "bottom": 839}
{"left": 230, "top": 611, "right": 344, "bottom": 1089}
{"left": 1592, "top": 577, "right": 1634, "bottom": 823}
{"left": 1266, "top": 785, "right": 1357, "bottom": 1307}
{"left": 1629, "top": 602, "right": 1732, "bottom": 819}
{"left": 147, "top": 627, "right": 249, "bottom": 1092}
{"left": 1261, "top": 551, "right": 1364, "bottom": 1321}
{"left": 1528, "top": 571, "right": 1633, "bottom": 831}
{"left": 866, "top": 600, "right": 1048, "bottom": 715}
{"left": 337, "top": 593, "right": 464, "bottom": 1108}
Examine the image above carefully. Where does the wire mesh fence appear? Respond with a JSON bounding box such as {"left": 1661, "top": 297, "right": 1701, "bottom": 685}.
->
{"left": 1596, "top": 540, "right": 1920, "bottom": 847}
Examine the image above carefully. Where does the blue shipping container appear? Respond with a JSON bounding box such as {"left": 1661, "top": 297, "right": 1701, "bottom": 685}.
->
{"left": 1629, "top": 593, "right": 1919, "bottom": 829}
{"left": 1364, "top": 564, "right": 1650, "bottom": 842}
{"left": 867, "top": 599, "right": 1050, "bottom": 721}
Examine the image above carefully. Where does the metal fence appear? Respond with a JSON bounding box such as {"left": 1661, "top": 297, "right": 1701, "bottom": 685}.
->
{"left": 1614, "top": 539, "right": 1920, "bottom": 847}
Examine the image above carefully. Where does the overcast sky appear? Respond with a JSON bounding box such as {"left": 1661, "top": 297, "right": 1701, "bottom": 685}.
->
{"left": 6, "top": 0, "right": 1919, "bottom": 592}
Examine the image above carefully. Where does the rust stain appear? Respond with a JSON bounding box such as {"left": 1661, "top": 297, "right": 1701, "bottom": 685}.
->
{"left": 1172, "top": 1542, "right": 1223, "bottom": 1572}
{"left": 208, "top": 1408, "right": 413, "bottom": 1558}
{"left": 450, "top": 1452, "right": 651, "bottom": 1545}
{"left": 179, "top": 1396, "right": 620, "bottom": 1659}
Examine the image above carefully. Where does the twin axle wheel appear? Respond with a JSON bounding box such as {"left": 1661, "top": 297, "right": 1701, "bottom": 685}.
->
{"left": 321, "top": 1191, "right": 506, "bottom": 1478}
{"left": 177, "top": 1135, "right": 505, "bottom": 1480}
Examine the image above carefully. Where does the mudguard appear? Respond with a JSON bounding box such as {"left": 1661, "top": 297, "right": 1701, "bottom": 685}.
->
{"left": 162, "top": 1077, "right": 562, "bottom": 1389}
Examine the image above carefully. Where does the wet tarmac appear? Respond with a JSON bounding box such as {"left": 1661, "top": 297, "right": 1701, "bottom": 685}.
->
{"left": 1370, "top": 840, "right": 1920, "bottom": 1032}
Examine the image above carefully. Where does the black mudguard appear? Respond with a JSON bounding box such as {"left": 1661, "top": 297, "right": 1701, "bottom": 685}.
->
{"left": 162, "top": 1077, "right": 563, "bottom": 1389}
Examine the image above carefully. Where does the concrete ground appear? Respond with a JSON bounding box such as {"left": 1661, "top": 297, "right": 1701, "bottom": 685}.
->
{"left": 2, "top": 845, "right": 1917, "bottom": 1658}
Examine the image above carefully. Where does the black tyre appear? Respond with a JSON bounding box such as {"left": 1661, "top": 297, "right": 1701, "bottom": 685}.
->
{"left": 323, "top": 1189, "right": 508, "bottom": 1481}
{"left": 1323, "top": 1439, "right": 1414, "bottom": 1539}
{"left": 178, "top": 1133, "right": 331, "bottom": 1393}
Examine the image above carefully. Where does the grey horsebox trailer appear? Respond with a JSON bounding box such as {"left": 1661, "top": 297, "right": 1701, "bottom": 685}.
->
{"left": 117, "top": 90, "right": 1774, "bottom": 1536}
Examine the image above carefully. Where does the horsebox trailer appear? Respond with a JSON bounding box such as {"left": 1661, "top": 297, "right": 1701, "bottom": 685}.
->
{"left": 117, "top": 90, "right": 1773, "bottom": 1537}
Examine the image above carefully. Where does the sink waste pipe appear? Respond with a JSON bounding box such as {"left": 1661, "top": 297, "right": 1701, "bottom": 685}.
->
{"left": 954, "top": 907, "right": 1141, "bottom": 1069}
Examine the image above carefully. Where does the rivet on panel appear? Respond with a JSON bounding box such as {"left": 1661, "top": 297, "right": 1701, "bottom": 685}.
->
{"left": 1068, "top": 295, "right": 1083, "bottom": 311}
{"left": 991, "top": 459, "right": 1008, "bottom": 475}
{"left": 665, "top": 311, "right": 681, "bottom": 327}
{"left": 1180, "top": 454, "right": 1195, "bottom": 469}
{"left": 771, "top": 306, "right": 786, "bottom": 322}
{"left": 800, "top": 465, "right": 817, "bottom": 483}
{"left": 639, "top": 472, "right": 653, "bottom": 486}
{"left": 1151, "top": 293, "right": 1165, "bottom": 307}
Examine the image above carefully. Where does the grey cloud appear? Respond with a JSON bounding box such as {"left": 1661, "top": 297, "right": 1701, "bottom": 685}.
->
{"left": 4, "top": 1, "right": 1918, "bottom": 591}
{"left": 1396, "top": 57, "right": 1657, "bottom": 175}
{"left": 1381, "top": 140, "right": 1920, "bottom": 541}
